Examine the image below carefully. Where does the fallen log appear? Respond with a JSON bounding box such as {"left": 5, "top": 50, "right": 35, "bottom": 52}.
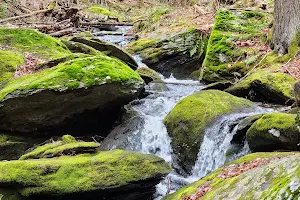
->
{"left": 0, "top": 8, "right": 53, "bottom": 23}
{"left": 50, "top": 28, "right": 73, "bottom": 37}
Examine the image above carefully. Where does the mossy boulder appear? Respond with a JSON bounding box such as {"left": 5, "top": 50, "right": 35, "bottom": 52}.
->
{"left": 70, "top": 37, "right": 138, "bottom": 69}
{"left": 201, "top": 9, "right": 272, "bottom": 82}
{"left": 0, "top": 28, "right": 71, "bottom": 59}
{"left": 225, "top": 70, "right": 295, "bottom": 105}
{"left": 20, "top": 135, "right": 99, "bottom": 160}
{"left": 163, "top": 152, "right": 300, "bottom": 200}
{"left": 0, "top": 150, "right": 171, "bottom": 200}
{"left": 163, "top": 90, "right": 253, "bottom": 172}
{"left": 0, "top": 134, "right": 45, "bottom": 161}
{"left": 0, "top": 55, "right": 144, "bottom": 134}
{"left": 246, "top": 112, "right": 300, "bottom": 151}
{"left": 127, "top": 28, "right": 207, "bottom": 79}
{"left": 136, "top": 67, "right": 163, "bottom": 84}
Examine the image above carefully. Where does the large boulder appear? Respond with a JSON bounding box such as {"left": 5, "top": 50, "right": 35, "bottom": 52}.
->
{"left": 200, "top": 9, "right": 272, "bottom": 82}
{"left": 0, "top": 149, "right": 171, "bottom": 200}
{"left": 127, "top": 28, "right": 207, "bottom": 79}
{"left": 246, "top": 112, "right": 300, "bottom": 151}
{"left": 225, "top": 70, "right": 295, "bottom": 105}
{"left": 164, "top": 152, "right": 300, "bottom": 200}
{"left": 163, "top": 90, "right": 253, "bottom": 173}
{"left": 0, "top": 55, "right": 144, "bottom": 135}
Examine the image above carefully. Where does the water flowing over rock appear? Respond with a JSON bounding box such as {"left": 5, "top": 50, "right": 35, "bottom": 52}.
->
{"left": 191, "top": 106, "right": 274, "bottom": 179}
{"left": 164, "top": 90, "right": 253, "bottom": 173}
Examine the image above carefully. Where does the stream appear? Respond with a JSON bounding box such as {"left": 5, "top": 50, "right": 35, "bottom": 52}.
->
{"left": 94, "top": 28, "right": 288, "bottom": 199}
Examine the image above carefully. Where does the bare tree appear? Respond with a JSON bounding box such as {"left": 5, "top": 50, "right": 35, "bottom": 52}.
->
{"left": 272, "top": 0, "right": 300, "bottom": 55}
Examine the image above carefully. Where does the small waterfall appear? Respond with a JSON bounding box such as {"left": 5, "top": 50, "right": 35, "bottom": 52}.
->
{"left": 190, "top": 106, "right": 275, "bottom": 180}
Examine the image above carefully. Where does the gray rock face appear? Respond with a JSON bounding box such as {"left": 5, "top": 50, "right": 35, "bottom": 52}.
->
{"left": 0, "top": 82, "right": 143, "bottom": 135}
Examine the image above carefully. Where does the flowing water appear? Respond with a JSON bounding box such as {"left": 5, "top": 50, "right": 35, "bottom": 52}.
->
{"left": 96, "top": 30, "right": 288, "bottom": 199}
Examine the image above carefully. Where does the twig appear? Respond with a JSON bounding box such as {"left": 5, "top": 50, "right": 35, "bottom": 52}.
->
{"left": 0, "top": 8, "right": 53, "bottom": 23}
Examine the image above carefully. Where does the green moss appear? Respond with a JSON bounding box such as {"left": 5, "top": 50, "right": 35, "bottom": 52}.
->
{"left": 128, "top": 28, "right": 206, "bottom": 66}
{"left": 88, "top": 6, "right": 111, "bottom": 16}
{"left": 126, "top": 38, "right": 158, "bottom": 53}
{"left": 164, "top": 90, "right": 253, "bottom": 171}
{"left": 201, "top": 9, "right": 272, "bottom": 82}
{"left": 225, "top": 69, "right": 295, "bottom": 101}
{"left": 0, "top": 50, "right": 24, "bottom": 87}
{"left": 42, "top": 142, "right": 100, "bottom": 158}
{"left": 136, "top": 67, "right": 162, "bottom": 83}
{"left": 0, "top": 55, "right": 143, "bottom": 101}
{"left": 246, "top": 112, "right": 300, "bottom": 151}
{"left": 163, "top": 152, "right": 298, "bottom": 200}
{"left": 0, "top": 150, "right": 171, "bottom": 197}
{"left": 0, "top": 28, "right": 71, "bottom": 59}
{"left": 62, "top": 135, "right": 77, "bottom": 143}
{"left": 19, "top": 142, "right": 64, "bottom": 160}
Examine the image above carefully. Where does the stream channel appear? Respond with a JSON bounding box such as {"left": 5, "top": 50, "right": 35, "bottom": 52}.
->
{"left": 93, "top": 26, "right": 288, "bottom": 199}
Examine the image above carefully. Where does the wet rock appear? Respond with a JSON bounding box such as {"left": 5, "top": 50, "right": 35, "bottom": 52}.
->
{"left": 164, "top": 152, "right": 300, "bottom": 200}
{"left": 99, "top": 109, "right": 145, "bottom": 151}
{"left": 225, "top": 70, "right": 295, "bottom": 105}
{"left": 0, "top": 56, "right": 144, "bottom": 135}
{"left": 0, "top": 149, "right": 171, "bottom": 200}
{"left": 232, "top": 114, "right": 263, "bottom": 144}
{"left": 127, "top": 28, "right": 207, "bottom": 79}
{"left": 246, "top": 112, "right": 300, "bottom": 151}
{"left": 164, "top": 90, "right": 253, "bottom": 173}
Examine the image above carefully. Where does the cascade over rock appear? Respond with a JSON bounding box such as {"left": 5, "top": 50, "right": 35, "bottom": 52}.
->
{"left": 164, "top": 90, "right": 253, "bottom": 173}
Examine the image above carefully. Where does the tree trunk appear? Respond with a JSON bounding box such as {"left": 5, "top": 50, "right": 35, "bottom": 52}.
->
{"left": 273, "top": 0, "right": 300, "bottom": 55}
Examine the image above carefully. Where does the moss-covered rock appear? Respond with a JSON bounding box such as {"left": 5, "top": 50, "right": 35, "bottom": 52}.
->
{"left": 20, "top": 135, "right": 99, "bottom": 160}
{"left": 225, "top": 70, "right": 295, "bottom": 105}
{"left": 127, "top": 28, "right": 207, "bottom": 79}
{"left": 0, "top": 55, "right": 144, "bottom": 134}
{"left": 201, "top": 9, "right": 272, "bottom": 82}
{"left": 246, "top": 112, "right": 300, "bottom": 151}
{"left": 0, "top": 28, "right": 71, "bottom": 59}
{"left": 163, "top": 152, "right": 299, "bottom": 200}
{"left": 136, "top": 67, "right": 163, "bottom": 84}
{"left": 0, "top": 150, "right": 171, "bottom": 200}
{"left": 70, "top": 37, "right": 138, "bottom": 69}
{"left": 163, "top": 90, "right": 253, "bottom": 172}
